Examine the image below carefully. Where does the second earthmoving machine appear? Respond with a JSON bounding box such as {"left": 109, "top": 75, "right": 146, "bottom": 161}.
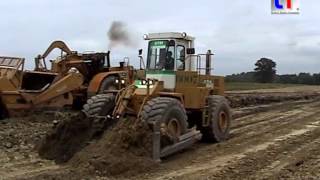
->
{"left": 0, "top": 41, "right": 135, "bottom": 119}
{"left": 84, "top": 32, "right": 232, "bottom": 161}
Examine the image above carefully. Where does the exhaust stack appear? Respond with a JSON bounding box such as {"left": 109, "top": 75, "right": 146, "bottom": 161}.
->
{"left": 205, "top": 50, "right": 212, "bottom": 75}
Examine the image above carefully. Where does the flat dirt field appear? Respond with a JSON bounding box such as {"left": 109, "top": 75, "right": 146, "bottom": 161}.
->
{"left": 1, "top": 86, "right": 320, "bottom": 180}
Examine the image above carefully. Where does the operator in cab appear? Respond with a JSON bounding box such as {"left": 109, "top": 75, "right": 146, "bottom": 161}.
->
{"left": 165, "top": 51, "right": 174, "bottom": 70}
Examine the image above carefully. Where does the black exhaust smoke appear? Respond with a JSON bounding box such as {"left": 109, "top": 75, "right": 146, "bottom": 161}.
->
{"left": 107, "top": 21, "right": 137, "bottom": 50}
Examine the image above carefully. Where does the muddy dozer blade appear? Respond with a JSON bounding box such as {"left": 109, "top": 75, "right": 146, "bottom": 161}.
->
{"left": 152, "top": 124, "right": 202, "bottom": 162}
{"left": 160, "top": 129, "right": 202, "bottom": 158}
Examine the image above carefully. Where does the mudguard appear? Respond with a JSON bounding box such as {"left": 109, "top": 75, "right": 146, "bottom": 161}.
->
{"left": 87, "top": 71, "right": 127, "bottom": 96}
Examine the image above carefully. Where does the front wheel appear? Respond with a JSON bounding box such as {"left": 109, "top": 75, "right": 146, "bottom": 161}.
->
{"left": 82, "top": 94, "right": 115, "bottom": 116}
{"left": 82, "top": 93, "right": 116, "bottom": 136}
{"left": 140, "top": 97, "right": 188, "bottom": 148}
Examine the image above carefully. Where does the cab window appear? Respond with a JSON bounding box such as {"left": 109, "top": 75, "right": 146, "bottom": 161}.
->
{"left": 147, "top": 40, "right": 175, "bottom": 70}
{"left": 176, "top": 45, "right": 185, "bottom": 70}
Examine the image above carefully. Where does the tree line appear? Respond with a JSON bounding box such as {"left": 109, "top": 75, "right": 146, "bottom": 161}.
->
{"left": 226, "top": 58, "right": 320, "bottom": 85}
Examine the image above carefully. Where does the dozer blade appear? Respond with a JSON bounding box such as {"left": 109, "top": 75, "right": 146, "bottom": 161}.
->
{"left": 152, "top": 121, "right": 202, "bottom": 162}
{"left": 160, "top": 129, "right": 202, "bottom": 158}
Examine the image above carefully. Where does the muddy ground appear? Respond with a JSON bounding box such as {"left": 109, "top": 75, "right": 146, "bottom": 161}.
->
{"left": 1, "top": 86, "right": 320, "bottom": 180}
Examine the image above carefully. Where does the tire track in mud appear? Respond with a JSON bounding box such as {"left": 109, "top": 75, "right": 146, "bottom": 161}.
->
{"left": 232, "top": 99, "right": 320, "bottom": 131}
{"left": 254, "top": 136, "right": 320, "bottom": 179}
{"left": 136, "top": 101, "right": 320, "bottom": 180}
{"left": 232, "top": 108, "right": 303, "bottom": 131}
{"left": 276, "top": 154, "right": 320, "bottom": 180}
{"left": 154, "top": 120, "right": 320, "bottom": 180}
{"left": 232, "top": 99, "right": 317, "bottom": 119}
{"left": 226, "top": 101, "right": 320, "bottom": 150}
{"left": 210, "top": 122, "right": 320, "bottom": 180}
{"left": 267, "top": 121, "right": 320, "bottom": 180}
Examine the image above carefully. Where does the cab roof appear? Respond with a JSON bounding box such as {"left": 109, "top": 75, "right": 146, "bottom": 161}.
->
{"left": 145, "top": 32, "right": 195, "bottom": 41}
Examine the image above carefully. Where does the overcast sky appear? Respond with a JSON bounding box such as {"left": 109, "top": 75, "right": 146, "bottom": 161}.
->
{"left": 0, "top": 0, "right": 319, "bottom": 75}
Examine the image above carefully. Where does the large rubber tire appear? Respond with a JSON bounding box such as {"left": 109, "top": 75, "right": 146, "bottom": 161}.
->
{"left": 83, "top": 94, "right": 115, "bottom": 116}
{"left": 201, "top": 95, "right": 232, "bottom": 142}
{"left": 141, "top": 97, "right": 188, "bottom": 147}
{"left": 98, "top": 76, "right": 118, "bottom": 94}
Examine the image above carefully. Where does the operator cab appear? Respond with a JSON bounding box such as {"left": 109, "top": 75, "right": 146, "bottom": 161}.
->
{"left": 145, "top": 32, "right": 195, "bottom": 72}
{"left": 143, "top": 32, "right": 197, "bottom": 89}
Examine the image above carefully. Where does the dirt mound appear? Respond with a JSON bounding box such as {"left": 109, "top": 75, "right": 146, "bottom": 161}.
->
{"left": 38, "top": 112, "right": 97, "bottom": 163}
{"left": 38, "top": 113, "right": 156, "bottom": 177}
{"left": 69, "top": 117, "right": 156, "bottom": 177}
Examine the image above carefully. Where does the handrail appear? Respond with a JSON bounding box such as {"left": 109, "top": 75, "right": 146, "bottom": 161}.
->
{"left": 185, "top": 53, "right": 214, "bottom": 75}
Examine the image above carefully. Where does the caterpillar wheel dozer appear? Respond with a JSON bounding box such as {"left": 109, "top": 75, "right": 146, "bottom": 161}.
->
{"left": 0, "top": 41, "right": 137, "bottom": 119}
{"left": 84, "top": 32, "right": 232, "bottom": 161}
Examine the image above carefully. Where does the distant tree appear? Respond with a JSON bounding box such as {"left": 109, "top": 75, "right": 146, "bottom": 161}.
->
{"left": 313, "top": 73, "right": 320, "bottom": 85}
{"left": 225, "top": 72, "right": 255, "bottom": 82}
{"left": 254, "top": 58, "right": 277, "bottom": 83}
{"left": 275, "top": 73, "right": 320, "bottom": 85}
{"left": 297, "top": 73, "right": 314, "bottom": 85}
{"left": 276, "top": 74, "right": 298, "bottom": 84}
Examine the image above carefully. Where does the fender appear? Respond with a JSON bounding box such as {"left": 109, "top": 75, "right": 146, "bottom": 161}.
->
{"left": 158, "top": 92, "right": 185, "bottom": 106}
{"left": 87, "top": 71, "right": 127, "bottom": 96}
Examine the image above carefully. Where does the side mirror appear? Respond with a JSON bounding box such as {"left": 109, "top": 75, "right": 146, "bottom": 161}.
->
{"left": 187, "top": 48, "right": 195, "bottom": 55}
{"left": 119, "top": 61, "right": 125, "bottom": 68}
{"left": 138, "top": 49, "right": 145, "bottom": 70}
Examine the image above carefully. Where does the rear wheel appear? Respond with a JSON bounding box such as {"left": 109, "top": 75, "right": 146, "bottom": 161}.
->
{"left": 141, "top": 97, "right": 188, "bottom": 148}
{"left": 82, "top": 93, "right": 116, "bottom": 136}
{"left": 98, "top": 76, "right": 118, "bottom": 94}
{"left": 201, "top": 95, "right": 232, "bottom": 142}
{"left": 83, "top": 94, "right": 115, "bottom": 116}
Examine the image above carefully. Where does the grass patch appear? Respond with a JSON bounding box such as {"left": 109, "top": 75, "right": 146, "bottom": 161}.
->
{"left": 225, "top": 82, "right": 303, "bottom": 91}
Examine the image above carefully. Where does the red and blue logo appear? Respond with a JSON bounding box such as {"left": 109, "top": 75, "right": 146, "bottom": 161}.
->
{"left": 274, "top": 0, "right": 292, "bottom": 9}
{"left": 272, "top": 0, "right": 300, "bottom": 14}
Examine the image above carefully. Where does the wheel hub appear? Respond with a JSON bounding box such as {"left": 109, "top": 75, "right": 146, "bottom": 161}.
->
{"left": 218, "top": 111, "right": 228, "bottom": 132}
{"left": 160, "top": 118, "right": 181, "bottom": 143}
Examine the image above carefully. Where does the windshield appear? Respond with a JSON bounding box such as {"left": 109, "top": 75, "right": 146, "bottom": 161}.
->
{"left": 147, "top": 40, "right": 175, "bottom": 70}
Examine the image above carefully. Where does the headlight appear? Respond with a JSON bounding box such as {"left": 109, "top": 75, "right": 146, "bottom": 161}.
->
{"left": 182, "top": 32, "right": 187, "bottom": 38}
{"left": 148, "top": 80, "right": 153, "bottom": 85}
{"left": 115, "top": 79, "right": 119, "bottom": 84}
{"left": 143, "top": 34, "right": 148, "bottom": 40}
{"left": 68, "top": 67, "right": 79, "bottom": 73}
{"left": 121, "top": 79, "right": 125, "bottom": 84}
{"left": 141, "top": 79, "right": 147, "bottom": 85}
